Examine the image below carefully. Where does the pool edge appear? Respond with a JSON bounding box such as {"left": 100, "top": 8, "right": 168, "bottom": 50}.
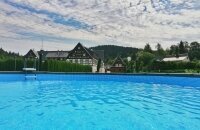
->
{"left": 0, "top": 71, "right": 200, "bottom": 78}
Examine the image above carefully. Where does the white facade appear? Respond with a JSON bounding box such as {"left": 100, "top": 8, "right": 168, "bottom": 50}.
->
{"left": 67, "top": 58, "right": 98, "bottom": 66}
{"left": 162, "top": 56, "right": 189, "bottom": 62}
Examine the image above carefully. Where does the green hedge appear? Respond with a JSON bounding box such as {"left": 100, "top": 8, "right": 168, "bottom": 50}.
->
{"left": 0, "top": 58, "right": 28, "bottom": 71}
{"left": 41, "top": 60, "right": 92, "bottom": 72}
{"left": 150, "top": 69, "right": 200, "bottom": 73}
{"left": 0, "top": 59, "right": 92, "bottom": 72}
{"left": 150, "top": 61, "right": 200, "bottom": 71}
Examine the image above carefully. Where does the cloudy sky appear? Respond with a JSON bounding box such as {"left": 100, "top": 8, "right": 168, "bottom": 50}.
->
{"left": 0, "top": 0, "right": 199, "bottom": 54}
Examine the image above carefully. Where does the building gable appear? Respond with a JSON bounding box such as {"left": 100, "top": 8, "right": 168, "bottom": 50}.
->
{"left": 110, "top": 56, "right": 126, "bottom": 73}
{"left": 67, "top": 43, "right": 93, "bottom": 59}
{"left": 24, "top": 49, "right": 39, "bottom": 59}
{"left": 112, "top": 56, "right": 126, "bottom": 67}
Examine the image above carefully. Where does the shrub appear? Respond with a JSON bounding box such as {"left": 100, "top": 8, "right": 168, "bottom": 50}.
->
{"left": 0, "top": 59, "right": 92, "bottom": 72}
{"left": 150, "top": 61, "right": 200, "bottom": 72}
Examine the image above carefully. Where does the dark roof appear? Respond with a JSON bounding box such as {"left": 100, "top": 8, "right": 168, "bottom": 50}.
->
{"left": 77, "top": 43, "right": 100, "bottom": 60}
{"left": 42, "top": 51, "right": 69, "bottom": 58}
{"left": 36, "top": 50, "right": 69, "bottom": 59}
{"left": 24, "top": 49, "right": 39, "bottom": 58}
{"left": 25, "top": 43, "right": 104, "bottom": 60}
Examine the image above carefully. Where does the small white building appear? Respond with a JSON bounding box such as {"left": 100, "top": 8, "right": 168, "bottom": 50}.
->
{"left": 162, "top": 56, "right": 189, "bottom": 62}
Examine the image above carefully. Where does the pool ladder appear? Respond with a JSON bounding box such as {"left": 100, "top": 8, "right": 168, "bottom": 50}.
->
{"left": 24, "top": 72, "right": 37, "bottom": 80}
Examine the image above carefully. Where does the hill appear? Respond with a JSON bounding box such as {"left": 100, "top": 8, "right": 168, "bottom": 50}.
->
{"left": 90, "top": 45, "right": 139, "bottom": 61}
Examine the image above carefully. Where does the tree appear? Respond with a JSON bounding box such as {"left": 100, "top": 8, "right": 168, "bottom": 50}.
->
{"left": 179, "top": 41, "right": 189, "bottom": 54}
{"left": 169, "top": 45, "right": 179, "bottom": 56}
{"left": 136, "top": 51, "right": 155, "bottom": 71}
{"left": 97, "top": 58, "right": 102, "bottom": 72}
{"left": 0, "top": 48, "right": 21, "bottom": 59}
{"left": 184, "top": 42, "right": 190, "bottom": 53}
{"left": 125, "top": 59, "right": 134, "bottom": 73}
{"left": 144, "top": 43, "right": 152, "bottom": 53}
{"left": 188, "top": 42, "right": 200, "bottom": 61}
{"left": 165, "top": 48, "right": 170, "bottom": 55}
{"left": 155, "top": 43, "right": 161, "bottom": 50}
{"left": 131, "top": 52, "right": 137, "bottom": 61}
{"left": 175, "top": 46, "right": 179, "bottom": 58}
{"left": 155, "top": 43, "right": 165, "bottom": 59}
{"left": 179, "top": 41, "right": 185, "bottom": 54}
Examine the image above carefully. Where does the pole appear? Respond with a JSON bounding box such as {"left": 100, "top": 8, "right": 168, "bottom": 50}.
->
{"left": 14, "top": 56, "right": 16, "bottom": 71}
{"left": 34, "top": 59, "right": 36, "bottom": 70}
{"left": 38, "top": 58, "right": 39, "bottom": 71}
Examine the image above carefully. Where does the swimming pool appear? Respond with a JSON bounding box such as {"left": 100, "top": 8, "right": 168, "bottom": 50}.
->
{"left": 0, "top": 74, "right": 199, "bottom": 130}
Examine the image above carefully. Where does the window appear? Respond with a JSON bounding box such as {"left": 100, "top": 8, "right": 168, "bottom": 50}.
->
{"left": 89, "top": 59, "right": 92, "bottom": 65}
{"left": 75, "top": 59, "right": 78, "bottom": 63}
{"left": 80, "top": 59, "right": 83, "bottom": 64}
{"left": 85, "top": 59, "right": 89, "bottom": 65}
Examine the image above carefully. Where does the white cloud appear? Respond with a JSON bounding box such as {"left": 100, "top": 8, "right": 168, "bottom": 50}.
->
{"left": 0, "top": 0, "right": 199, "bottom": 54}
{"left": 0, "top": 37, "right": 76, "bottom": 55}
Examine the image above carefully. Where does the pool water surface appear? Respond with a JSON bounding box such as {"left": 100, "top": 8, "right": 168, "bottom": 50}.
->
{"left": 0, "top": 74, "right": 199, "bottom": 130}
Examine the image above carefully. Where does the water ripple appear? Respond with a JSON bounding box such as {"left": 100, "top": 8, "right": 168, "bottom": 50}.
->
{"left": 0, "top": 79, "right": 199, "bottom": 130}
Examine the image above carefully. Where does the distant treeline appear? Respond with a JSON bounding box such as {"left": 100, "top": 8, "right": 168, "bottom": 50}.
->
{"left": 0, "top": 59, "right": 92, "bottom": 72}
{"left": 91, "top": 41, "right": 200, "bottom": 63}
{"left": 0, "top": 48, "right": 21, "bottom": 59}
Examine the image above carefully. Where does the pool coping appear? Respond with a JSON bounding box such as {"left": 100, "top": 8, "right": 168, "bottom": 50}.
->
{"left": 0, "top": 71, "right": 200, "bottom": 78}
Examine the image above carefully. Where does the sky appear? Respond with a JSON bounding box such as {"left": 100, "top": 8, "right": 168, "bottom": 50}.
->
{"left": 0, "top": 0, "right": 199, "bottom": 54}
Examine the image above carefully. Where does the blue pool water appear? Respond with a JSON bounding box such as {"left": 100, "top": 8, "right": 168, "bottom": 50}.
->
{"left": 0, "top": 74, "right": 200, "bottom": 130}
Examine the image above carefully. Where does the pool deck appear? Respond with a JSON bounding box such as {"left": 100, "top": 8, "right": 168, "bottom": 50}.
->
{"left": 0, "top": 71, "right": 200, "bottom": 78}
